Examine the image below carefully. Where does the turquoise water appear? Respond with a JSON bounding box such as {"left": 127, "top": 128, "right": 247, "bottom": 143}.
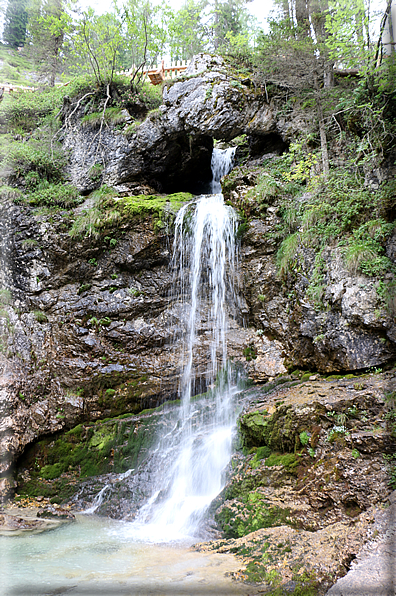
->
{"left": 1, "top": 515, "right": 249, "bottom": 596}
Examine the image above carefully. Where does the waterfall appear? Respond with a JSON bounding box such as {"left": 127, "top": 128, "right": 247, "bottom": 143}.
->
{"left": 124, "top": 147, "right": 238, "bottom": 541}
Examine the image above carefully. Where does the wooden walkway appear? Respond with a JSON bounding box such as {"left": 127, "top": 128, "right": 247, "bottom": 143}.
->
{"left": 0, "top": 60, "right": 189, "bottom": 98}
{"left": 119, "top": 60, "right": 188, "bottom": 85}
{"left": 0, "top": 83, "right": 37, "bottom": 97}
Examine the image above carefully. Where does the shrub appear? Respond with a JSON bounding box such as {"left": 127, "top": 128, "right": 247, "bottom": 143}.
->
{"left": 34, "top": 310, "right": 48, "bottom": 323}
{"left": 5, "top": 141, "right": 66, "bottom": 183}
{"left": 276, "top": 232, "right": 300, "bottom": 276}
{"left": 27, "top": 183, "right": 81, "bottom": 208}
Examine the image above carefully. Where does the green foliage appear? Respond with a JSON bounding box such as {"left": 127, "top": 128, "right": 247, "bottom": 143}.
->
{"left": 26, "top": 183, "right": 80, "bottom": 208}
{"left": 5, "top": 140, "right": 66, "bottom": 183}
{"left": 0, "top": 85, "right": 64, "bottom": 131}
{"left": 27, "top": 0, "right": 72, "bottom": 86}
{"left": 168, "top": 0, "right": 208, "bottom": 61}
{"left": 324, "top": 0, "right": 377, "bottom": 77}
{"left": 3, "top": 0, "right": 28, "bottom": 48}
{"left": 243, "top": 345, "right": 256, "bottom": 361}
{"left": 251, "top": 172, "right": 283, "bottom": 204}
{"left": 127, "top": 287, "right": 142, "bottom": 297}
{"left": 267, "top": 164, "right": 395, "bottom": 285}
{"left": 69, "top": 186, "right": 121, "bottom": 240}
{"left": 81, "top": 107, "right": 125, "bottom": 128}
{"left": 283, "top": 149, "right": 318, "bottom": 184}
{"left": 306, "top": 252, "right": 326, "bottom": 310}
{"left": 299, "top": 431, "right": 310, "bottom": 446}
{"left": 119, "top": 81, "right": 163, "bottom": 111}
{"left": 343, "top": 219, "right": 395, "bottom": 276}
{"left": 72, "top": 9, "right": 124, "bottom": 86}
{"left": 88, "top": 163, "right": 103, "bottom": 183}
{"left": 0, "top": 45, "right": 33, "bottom": 85}
{"left": 34, "top": 310, "right": 48, "bottom": 323}
{"left": 276, "top": 232, "right": 299, "bottom": 277}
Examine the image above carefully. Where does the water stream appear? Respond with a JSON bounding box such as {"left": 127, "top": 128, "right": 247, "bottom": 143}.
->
{"left": 2, "top": 148, "right": 244, "bottom": 594}
{"left": 125, "top": 147, "right": 239, "bottom": 541}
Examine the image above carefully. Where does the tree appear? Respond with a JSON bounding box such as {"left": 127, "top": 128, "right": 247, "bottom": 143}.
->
{"left": 256, "top": 14, "right": 331, "bottom": 177}
{"left": 72, "top": 9, "right": 124, "bottom": 87}
{"left": 122, "top": 0, "right": 169, "bottom": 90}
{"left": 27, "top": 0, "right": 72, "bottom": 86}
{"left": 168, "top": 0, "right": 209, "bottom": 61}
{"left": 3, "top": 0, "right": 28, "bottom": 47}
{"left": 211, "top": 0, "right": 252, "bottom": 50}
{"left": 324, "top": 0, "right": 375, "bottom": 74}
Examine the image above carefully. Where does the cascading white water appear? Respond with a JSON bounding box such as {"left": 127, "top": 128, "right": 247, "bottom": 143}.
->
{"left": 211, "top": 146, "right": 236, "bottom": 193}
{"left": 119, "top": 147, "right": 238, "bottom": 541}
{"left": 88, "top": 149, "right": 237, "bottom": 542}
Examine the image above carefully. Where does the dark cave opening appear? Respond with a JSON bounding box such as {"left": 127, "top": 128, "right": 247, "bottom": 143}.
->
{"left": 140, "top": 130, "right": 289, "bottom": 195}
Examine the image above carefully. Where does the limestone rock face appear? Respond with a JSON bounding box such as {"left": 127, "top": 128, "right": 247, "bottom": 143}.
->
{"left": 1, "top": 54, "right": 395, "bottom": 497}
{"left": 62, "top": 55, "right": 282, "bottom": 194}
{"left": 0, "top": 197, "right": 274, "bottom": 489}
{"left": 199, "top": 371, "right": 395, "bottom": 595}
{"left": 242, "top": 216, "right": 396, "bottom": 372}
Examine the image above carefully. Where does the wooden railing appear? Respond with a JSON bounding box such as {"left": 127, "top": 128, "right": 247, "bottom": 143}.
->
{"left": 118, "top": 60, "right": 189, "bottom": 85}
{"left": 0, "top": 83, "right": 37, "bottom": 97}
{"left": 0, "top": 59, "right": 189, "bottom": 99}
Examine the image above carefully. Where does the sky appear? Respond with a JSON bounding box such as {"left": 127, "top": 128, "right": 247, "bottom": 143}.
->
{"left": 85, "top": 0, "right": 274, "bottom": 27}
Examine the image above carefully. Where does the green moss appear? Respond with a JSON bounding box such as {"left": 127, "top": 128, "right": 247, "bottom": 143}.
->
{"left": 215, "top": 490, "right": 292, "bottom": 538}
{"left": 40, "top": 463, "right": 63, "bottom": 480}
{"left": 16, "top": 407, "right": 164, "bottom": 502}
{"left": 89, "top": 425, "right": 116, "bottom": 451}
{"left": 250, "top": 445, "right": 271, "bottom": 468}
{"left": 301, "top": 373, "right": 312, "bottom": 382}
{"left": 119, "top": 192, "right": 192, "bottom": 219}
{"left": 264, "top": 452, "right": 299, "bottom": 471}
{"left": 240, "top": 405, "right": 299, "bottom": 452}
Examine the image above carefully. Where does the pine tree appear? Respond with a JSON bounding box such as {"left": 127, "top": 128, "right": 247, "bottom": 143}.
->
{"left": 3, "top": 0, "right": 28, "bottom": 47}
{"left": 28, "top": 0, "right": 72, "bottom": 86}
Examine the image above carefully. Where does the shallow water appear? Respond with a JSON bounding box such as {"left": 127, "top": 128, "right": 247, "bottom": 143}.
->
{"left": 1, "top": 515, "right": 250, "bottom": 596}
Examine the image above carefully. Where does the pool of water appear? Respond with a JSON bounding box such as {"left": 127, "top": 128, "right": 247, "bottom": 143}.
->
{"left": 1, "top": 514, "right": 250, "bottom": 596}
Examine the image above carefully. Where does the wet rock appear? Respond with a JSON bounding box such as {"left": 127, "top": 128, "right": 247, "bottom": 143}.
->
{"left": 37, "top": 505, "right": 75, "bottom": 520}
{"left": 203, "top": 371, "right": 396, "bottom": 594}
{"left": 61, "top": 54, "right": 286, "bottom": 194}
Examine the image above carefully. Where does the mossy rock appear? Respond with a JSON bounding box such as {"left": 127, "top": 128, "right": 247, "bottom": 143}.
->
{"left": 215, "top": 490, "right": 292, "bottom": 538}
{"left": 16, "top": 409, "right": 163, "bottom": 502}
{"left": 118, "top": 192, "right": 192, "bottom": 220}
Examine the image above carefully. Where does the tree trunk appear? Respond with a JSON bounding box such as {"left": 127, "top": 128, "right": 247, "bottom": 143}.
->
{"left": 295, "top": 0, "right": 310, "bottom": 37}
{"left": 310, "top": 0, "right": 334, "bottom": 88}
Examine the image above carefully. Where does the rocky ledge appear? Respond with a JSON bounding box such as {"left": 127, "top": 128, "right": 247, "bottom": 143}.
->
{"left": 194, "top": 369, "right": 396, "bottom": 595}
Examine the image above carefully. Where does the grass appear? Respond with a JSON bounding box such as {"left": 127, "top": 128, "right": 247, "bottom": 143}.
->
{"left": 34, "top": 310, "right": 48, "bottom": 323}
{"left": 4, "top": 140, "right": 67, "bottom": 184}
{"left": 81, "top": 107, "right": 127, "bottom": 128}
{"left": 0, "top": 44, "right": 35, "bottom": 86}
{"left": 26, "top": 183, "right": 81, "bottom": 208}
{"left": 276, "top": 232, "right": 300, "bottom": 277}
